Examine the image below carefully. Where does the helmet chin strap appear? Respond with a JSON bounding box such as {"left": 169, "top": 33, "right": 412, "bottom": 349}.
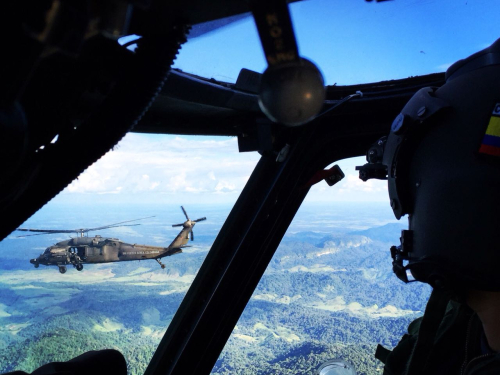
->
{"left": 390, "top": 229, "right": 415, "bottom": 284}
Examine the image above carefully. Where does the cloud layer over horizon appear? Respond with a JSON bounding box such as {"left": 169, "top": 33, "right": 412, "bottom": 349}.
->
{"left": 56, "top": 133, "right": 388, "bottom": 205}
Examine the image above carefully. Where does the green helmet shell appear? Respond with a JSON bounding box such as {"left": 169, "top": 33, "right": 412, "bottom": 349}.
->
{"left": 384, "top": 38, "right": 500, "bottom": 290}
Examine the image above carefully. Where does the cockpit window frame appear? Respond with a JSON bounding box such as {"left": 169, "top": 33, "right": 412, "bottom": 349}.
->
{"left": 144, "top": 73, "right": 445, "bottom": 375}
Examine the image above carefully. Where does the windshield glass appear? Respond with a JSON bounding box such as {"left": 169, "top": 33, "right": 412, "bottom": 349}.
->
{"left": 0, "top": 134, "right": 259, "bottom": 375}
{"left": 174, "top": 0, "right": 499, "bottom": 85}
{"left": 211, "top": 157, "right": 431, "bottom": 374}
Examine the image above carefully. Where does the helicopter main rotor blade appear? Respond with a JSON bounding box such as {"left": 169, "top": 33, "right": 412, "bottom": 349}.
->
{"left": 181, "top": 206, "right": 190, "bottom": 221}
{"left": 86, "top": 216, "right": 155, "bottom": 232}
{"left": 17, "top": 228, "right": 76, "bottom": 234}
{"left": 16, "top": 229, "right": 74, "bottom": 238}
{"left": 16, "top": 216, "right": 154, "bottom": 237}
{"left": 16, "top": 229, "right": 77, "bottom": 238}
{"left": 191, "top": 230, "right": 194, "bottom": 241}
{"left": 172, "top": 223, "right": 184, "bottom": 227}
{"left": 83, "top": 223, "right": 142, "bottom": 233}
{"left": 194, "top": 217, "right": 206, "bottom": 222}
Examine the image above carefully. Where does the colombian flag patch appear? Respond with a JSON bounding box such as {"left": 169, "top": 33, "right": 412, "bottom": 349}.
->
{"left": 479, "top": 103, "right": 500, "bottom": 156}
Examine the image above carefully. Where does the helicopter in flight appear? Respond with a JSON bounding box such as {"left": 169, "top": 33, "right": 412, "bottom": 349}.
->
{"left": 17, "top": 206, "right": 206, "bottom": 274}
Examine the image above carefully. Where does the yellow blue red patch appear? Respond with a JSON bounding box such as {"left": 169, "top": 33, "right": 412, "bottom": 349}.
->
{"left": 479, "top": 103, "right": 500, "bottom": 156}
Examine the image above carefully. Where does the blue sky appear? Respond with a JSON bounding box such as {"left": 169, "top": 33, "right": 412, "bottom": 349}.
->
{"left": 174, "top": 0, "right": 499, "bottom": 85}
{"left": 52, "top": 0, "right": 499, "bottom": 208}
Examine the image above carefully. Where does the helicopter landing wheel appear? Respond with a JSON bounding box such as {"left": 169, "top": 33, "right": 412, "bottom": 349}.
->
{"left": 76, "top": 264, "right": 83, "bottom": 271}
{"left": 156, "top": 259, "right": 166, "bottom": 269}
{"left": 34, "top": 263, "right": 39, "bottom": 268}
{"left": 59, "top": 266, "right": 67, "bottom": 274}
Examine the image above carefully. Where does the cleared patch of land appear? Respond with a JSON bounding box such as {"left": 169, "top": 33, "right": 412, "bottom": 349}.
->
{"left": 93, "top": 318, "right": 124, "bottom": 332}
{"left": 287, "top": 264, "right": 345, "bottom": 273}
{"left": 252, "top": 294, "right": 302, "bottom": 304}
{"left": 0, "top": 304, "right": 11, "bottom": 318}
{"left": 247, "top": 322, "right": 301, "bottom": 343}
{"left": 308, "top": 295, "right": 418, "bottom": 318}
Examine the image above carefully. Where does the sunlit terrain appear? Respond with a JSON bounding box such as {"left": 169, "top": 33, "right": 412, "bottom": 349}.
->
{"left": 0, "top": 202, "right": 430, "bottom": 375}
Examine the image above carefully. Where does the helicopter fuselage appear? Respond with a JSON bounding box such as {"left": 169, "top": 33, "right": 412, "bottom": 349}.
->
{"left": 24, "top": 206, "right": 204, "bottom": 274}
{"left": 30, "top": 224, "right": 193, "bottom": 273}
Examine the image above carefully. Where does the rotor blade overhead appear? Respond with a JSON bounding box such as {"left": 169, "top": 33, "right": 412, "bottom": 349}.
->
{"left": 191, "top": 231, "right": 194, "bottom": 241}
{"left": 172, "top": 223, "right": 184, "bottom": 227}
{"left": 251, "top": 0, "right": 300, "bottom": 67}
{"left": 181, "top": 206, "right": 189, "bottom": 221}
{"left": 194, "top": 217, "right": 206, "bottom": 222}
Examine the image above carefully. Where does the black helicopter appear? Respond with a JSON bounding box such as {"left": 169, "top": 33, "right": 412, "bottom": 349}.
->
{"left": 17, "top": 206, "right": 206, "bottom": 274}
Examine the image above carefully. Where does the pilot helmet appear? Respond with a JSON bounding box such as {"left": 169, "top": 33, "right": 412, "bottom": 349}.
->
{"left": 360, "top": 38, "right": 500, "bottom": 291}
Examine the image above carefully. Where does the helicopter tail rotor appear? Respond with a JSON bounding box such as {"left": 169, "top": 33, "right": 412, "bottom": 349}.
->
{"left": 170, "top": 207, "right": 206, "bottom": 241}
{"left": 181, "top": 206, "right": 189, "bottom": 220}
{"left": 172, "top": 206, "right": 194, "bottom": 227}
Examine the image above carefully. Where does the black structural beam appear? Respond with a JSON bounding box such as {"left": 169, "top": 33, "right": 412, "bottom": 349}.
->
{"left": 135, "top": 71, "right": 445, "bottom": 135}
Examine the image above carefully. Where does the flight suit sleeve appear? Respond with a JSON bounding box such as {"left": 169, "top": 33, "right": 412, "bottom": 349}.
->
{"left": 375, "top": 317, "right": 423, "bottom": 375}
{"left": 29, "top": 349, "right": 127, "bottom": 375}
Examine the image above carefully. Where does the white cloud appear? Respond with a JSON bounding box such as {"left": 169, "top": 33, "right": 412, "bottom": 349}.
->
{"left": 60, "top": 134, "right": 261, "bottom": 204}
{"left": 215, "top": 181, "right": 236, "bottom": 193}
{"left": 305, "top": 157, "right": 389, "bottom": 203}
{"left": 60, "top": 136, "right": 391, "bottom": 204}
{"left": 338, "top": 174, "right": 386, "bottom": 194}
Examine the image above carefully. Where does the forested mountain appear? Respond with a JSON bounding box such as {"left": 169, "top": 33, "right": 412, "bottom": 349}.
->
{"left": 0, "top": 209, "right": 430, "bottom": 375}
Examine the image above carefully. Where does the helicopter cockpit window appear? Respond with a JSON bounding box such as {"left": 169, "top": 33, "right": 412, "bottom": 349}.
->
{"left": 211, "top": 157, "right": 432, "bottom": 374}
{"left": 174, "top": 0, "right": 498, "bottom": 86}
{"left": 1, "top": 1, "right": 498, "bottom": 375}
{"left": 0, "top": 134, "right": 259, "bottom": 375}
